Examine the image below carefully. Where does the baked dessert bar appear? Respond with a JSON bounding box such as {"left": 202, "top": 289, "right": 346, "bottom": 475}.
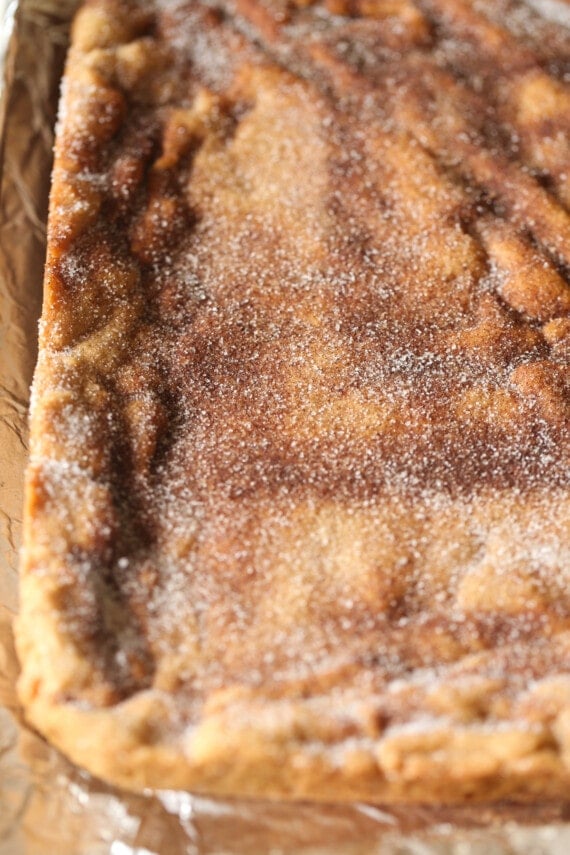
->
{"left": 17, "top": 0, "right": 570, "bottom": 801}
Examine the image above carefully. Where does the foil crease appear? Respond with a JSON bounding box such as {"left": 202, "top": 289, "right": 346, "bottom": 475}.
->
{"left": 1, "top": 2, "right": 570, "bottom": 853}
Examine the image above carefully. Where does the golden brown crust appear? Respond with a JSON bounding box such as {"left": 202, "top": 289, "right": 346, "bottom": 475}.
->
{"left": 16, "top": 0, "right": 570, "bottom": 801}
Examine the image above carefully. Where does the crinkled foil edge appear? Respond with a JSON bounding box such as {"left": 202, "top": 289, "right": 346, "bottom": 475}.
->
{"left": 0, "top": 0, "right": 18, "bottom": 162}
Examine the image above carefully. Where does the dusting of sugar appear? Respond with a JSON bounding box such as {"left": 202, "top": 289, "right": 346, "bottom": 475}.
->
{"left": 34, "top": 0, "right": 570, "bottom": 748}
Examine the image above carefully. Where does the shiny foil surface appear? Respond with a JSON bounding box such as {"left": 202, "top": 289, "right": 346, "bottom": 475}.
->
{"left": 2, "top": 2, "right": 570, "bottom": 852}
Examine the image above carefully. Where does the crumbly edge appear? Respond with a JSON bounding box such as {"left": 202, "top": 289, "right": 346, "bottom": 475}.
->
{"left": 15, "top": 0, "right": 570, "bottom": 801}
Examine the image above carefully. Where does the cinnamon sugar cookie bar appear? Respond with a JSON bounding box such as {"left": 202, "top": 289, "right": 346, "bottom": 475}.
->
{"left": 17, "top": 0, "right": 570, "bottom": 800}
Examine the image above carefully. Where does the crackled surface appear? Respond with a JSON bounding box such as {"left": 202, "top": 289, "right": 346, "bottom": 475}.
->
{"left": 17, "top": 0, "right": 570, "bottom": 801}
